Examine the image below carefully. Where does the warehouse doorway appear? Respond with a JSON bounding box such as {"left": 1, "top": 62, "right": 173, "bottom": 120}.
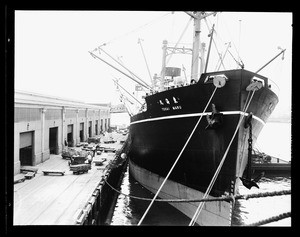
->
{"left": 67, "top": 124, "right": 73, "bottom": 147}
{"left": 49, "top": 127, "right": 58, "bottom": 154}
{"left": 80, "top": 123, "right": 84, "bottom": 142}
{"left": 19, "top": 131, "right": 34, "bottom": 166}
{"left": 88, "top": 121, "right": 92, "bottom": 138}
{"left": 95, "top": 120, "right": 98, "bottom": 135}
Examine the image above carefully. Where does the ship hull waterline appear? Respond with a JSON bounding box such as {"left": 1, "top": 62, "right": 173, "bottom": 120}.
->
{"left": 127, "top": 69, "right": 278, "bottom": 226}
{"left": 129, "top": 159, "right": 232, "bottom": 226}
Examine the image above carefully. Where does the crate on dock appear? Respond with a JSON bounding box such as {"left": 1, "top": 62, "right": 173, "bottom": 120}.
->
{"left": 24, "top": 171, "right": 35, "bottom": 179}
{"left": 96, "top": 150, "right": 102, "bottom": 155}
{"left": 104, "top": 147, "right": 116, "bottom": 153}
{"left": 87, "top": 137, "right": 101, "bottom": 144}
{"left": 62, "top": 148, "right": 79, "bottom": 159}
{"left": 69, "top": 155, "right": 88, "bottom": 165}
{"left": 103, "top": 136, "right": 116, "bottom": 144}
{"left": 42, "top": 170, "right": 65, "bottom": 176}
{"left": 96, "top": 146, "right": 105, "bottom": 152}
{"left": 20, "top": 166, "right": 38, "bottom": 174}
{"left": 70, "top": 164, "right": 91, "bottom": 175}
{"left": 76, "top": 142, "right": 88, "bottom": 147}
{"left": 93, "top": 157, "right": 107, "bottom": 166}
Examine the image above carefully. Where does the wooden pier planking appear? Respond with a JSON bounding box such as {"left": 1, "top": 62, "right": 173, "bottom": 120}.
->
{"left": 14, "top": 174, "right": 81, "bottom": 225}
{"left": 14, "top": 157, "right": 71, "bottom": 200}
{"left": 31, "top": 170, "right": 103, "bottom": 225}
{"left": 54, "top": 171, "right": 105, "bottom": 225}
{"left": 13, "top": 134, "right": 126, "bottom": 225}
{"left": 14, "top": 158, "right": 103, "bottom": 225}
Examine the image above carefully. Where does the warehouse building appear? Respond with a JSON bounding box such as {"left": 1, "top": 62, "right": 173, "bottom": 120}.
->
{"left": 14, "top": 90, "right": 111, "bottom": 175}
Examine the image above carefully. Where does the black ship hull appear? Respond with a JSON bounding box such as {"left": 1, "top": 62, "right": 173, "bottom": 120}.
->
{"left": 128, "top": 69, "right": 278, "bottom": 225}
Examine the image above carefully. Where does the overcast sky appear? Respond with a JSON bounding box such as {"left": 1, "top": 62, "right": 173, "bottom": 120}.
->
{"left": 14, "top": 11, "right": 292, "bottom": 116}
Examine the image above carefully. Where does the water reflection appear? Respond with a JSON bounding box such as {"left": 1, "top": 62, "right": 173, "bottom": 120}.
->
{"left": 111, "top": 166, "right": 194, "bottom": 226}
{"left": 232, "top": 176, "right": 291, "bottom": 226}
{"left": 111, "top": 167, "right": 291, "bottom": 226}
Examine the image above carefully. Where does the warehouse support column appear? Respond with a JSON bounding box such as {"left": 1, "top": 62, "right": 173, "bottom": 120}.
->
{"left": 100, "top": 110, "right": 102, "bottom": 133}
{"left": 85, "top": 109, "right": 89, "bottom": 141}
{"left": 99, "top": 109, "right": 101, "bottom": 135}
{"left": 93, "top": 110, "right": 96, "bottom": 137}
{"left": 76, "top": 109, "right": 80, "bottom": 145}
{"left": 62, "top": 107, "right": 66, "bottom": 148}
{"left": 41, "top": 108, "right": 46, "bottom": 162}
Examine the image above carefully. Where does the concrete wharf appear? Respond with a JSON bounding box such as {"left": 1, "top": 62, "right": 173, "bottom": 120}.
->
{"left": 13, "top": 132, "right": 128, "bottom": 225}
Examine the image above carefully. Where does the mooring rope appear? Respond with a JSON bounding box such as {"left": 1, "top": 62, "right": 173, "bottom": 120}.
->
{"left": 104, "top": 178, "right": 291, "bottom": 226}
{"left": 104, "top": 178, "right": 291, "bottom": 203}
{"left": 137, "top": 86, "right": 219, "bottom": 225}
{"left": 189, "top": 89, "right": 256, "bottom": 226}
{"left": 245, "top": 211, "right": 291, "bottom": 226}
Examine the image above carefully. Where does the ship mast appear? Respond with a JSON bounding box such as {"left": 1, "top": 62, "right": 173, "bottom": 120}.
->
{"left": 190, "top": 12, "right": 201, "bottom": 82}
{"left": 186, "top": 11, "right": 217, "bottom": 82}
{"left": 160, "top": 40, "right": 168, "bottom": 91}
{"left": 158, "top": 11, "right": 216, "bottom": 91}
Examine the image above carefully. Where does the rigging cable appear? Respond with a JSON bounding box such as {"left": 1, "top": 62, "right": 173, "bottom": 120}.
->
{"left": 215, "top": 42, "right": 231, "bottom": 71}
{"left": 266, "top": 54, "right": 283, "bottom": 96}
{"left": 111, "top": 76, "right": 143, "bottom": 105}
{"left": 137, "top": 85, "right": 219, "bottom": 226}
{"left": 217, "top": 13, "right": 244, "bottom": 69}
{"left": 203, "top": 23, "right": 215, "bottom": 73}
{"left": 255, "top": 48, "right": 286, "bottom": 74}
{"left": 238, "top": 19, "right": 242, "bottom": 69}
{"left": 189, "top": 86, "right": 258, "bottom": 226}
{"left": 138, "top": 38, "right": 153, "bottom": 86}
{"left": 95, "top": 12, "right": 172, "bottom": 48}
{"left": 163, "top": 16, "right": 193, "bottom": 72}
{"left": 227, "top": 50, "right": 244, "bottom": 69}
{"left": 117, "top": 56, "right": 137, "bottom": 80}
{"left": 89, "top": 51, "right": 150, "bottom": 90}
{"left": 116, "top": 55, "right": 150, "bottom": 99}
{"left": 204, "top": 19, "right": 226, "bottom": 71}
{"left": 212, "top": 14, "right": 230, "bottom": 71}
{"left": 98, "top": 47, "right": 152, "bottom": 90}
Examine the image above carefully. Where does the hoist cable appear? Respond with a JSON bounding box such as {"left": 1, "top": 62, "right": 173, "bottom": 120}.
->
{"left": 138, "top": 85, "right": 218, "bottom": 225}
{"left": 189, "top": 88, "right": 256, "bottom": 226}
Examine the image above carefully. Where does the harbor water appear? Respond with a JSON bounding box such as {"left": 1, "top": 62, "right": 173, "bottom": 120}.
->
{"left": 110, "top": 121, "right": 291, "bottom": 226}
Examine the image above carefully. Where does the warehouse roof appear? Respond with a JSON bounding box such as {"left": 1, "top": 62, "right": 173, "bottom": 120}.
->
{"left": 15, "top": 90, "right": 110, "bottom": 110}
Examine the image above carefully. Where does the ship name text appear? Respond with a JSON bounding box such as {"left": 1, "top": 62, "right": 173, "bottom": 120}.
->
{"left": 161, "top": 105, "right": 182, "bottom": 111}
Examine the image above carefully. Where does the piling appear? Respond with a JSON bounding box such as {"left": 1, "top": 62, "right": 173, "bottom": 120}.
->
{"left": 77, "top": 140, "right": 130, "bottom": 225}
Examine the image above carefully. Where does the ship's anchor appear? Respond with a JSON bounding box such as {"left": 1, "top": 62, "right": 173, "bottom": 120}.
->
{"left": 240, "top": 112, "right": 264, "bottom": 189}
{"left": 205, "top": 103, "right": 223, "bottom": 129}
